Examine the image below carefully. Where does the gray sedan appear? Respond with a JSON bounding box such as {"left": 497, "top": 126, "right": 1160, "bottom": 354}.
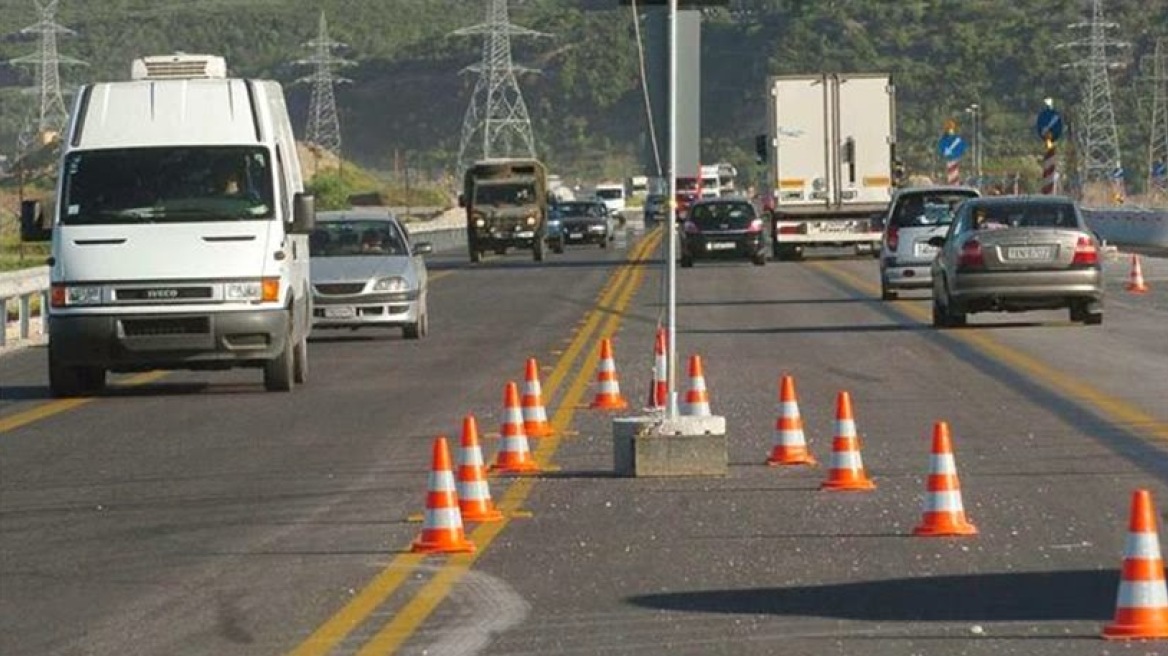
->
{"left": 309, "top": 210, "right": 431, "bottom": 338}
{"left": 929, "top": 196, "right": 1103, "bottom": 327}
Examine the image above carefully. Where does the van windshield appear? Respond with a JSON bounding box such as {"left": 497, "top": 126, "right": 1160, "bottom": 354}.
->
{"left": 59, "top": 146, "right": 275, "bottom": 225}
{"left": 594, "top": 188, "right": 624, "bottom": 201}
{"left": 474, "top": 182, "right": 536, "bottom": 206}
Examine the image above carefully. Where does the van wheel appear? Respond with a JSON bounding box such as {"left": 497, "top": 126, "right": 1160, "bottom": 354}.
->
{"left": 264, "top": 324, "right": 295, "bottom": 392}
{"left": 49, "top": 351, "right": 105, "bottom": 398}
{"left": 292, "top": 333, "right": 308, "bottom": 384}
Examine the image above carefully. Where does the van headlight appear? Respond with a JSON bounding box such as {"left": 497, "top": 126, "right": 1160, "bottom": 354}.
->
{"left": 52, "top": 284, "right": 102, "bottom": 307}
{"left": 226, "top": 279, "right": 280, "bottom": 302}
{"left": 373, "top": 276, "right": 409, "bottom": 292}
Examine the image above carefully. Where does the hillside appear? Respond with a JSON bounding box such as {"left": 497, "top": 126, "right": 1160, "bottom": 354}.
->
{"left": 0, "top": 0, "right": 1165, "bottom": 190}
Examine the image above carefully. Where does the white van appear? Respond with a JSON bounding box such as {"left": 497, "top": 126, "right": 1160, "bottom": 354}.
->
{"left": 23, "top": 54, "right": 316, "bottom": 396}
{"left": 593, "top": 182, "right": 626, "bottom": 215}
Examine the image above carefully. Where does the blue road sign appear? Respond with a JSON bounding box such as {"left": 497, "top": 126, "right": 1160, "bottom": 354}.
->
{"left": 1036, "top": 108, "right": 1064, "bottom": 141}
{"left": 1153, "top": 160, "right": 1167, "bottom": 178}
{"left": 1111, "top": 167, "right": 1125, "bottom": 180}
{"left": 937, "top": 134, "right": 967, "bottom": 161}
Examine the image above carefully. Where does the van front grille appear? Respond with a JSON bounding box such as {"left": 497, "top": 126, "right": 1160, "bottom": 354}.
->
{"left": 121, "top": 317, "right": 210, "bottom": 337}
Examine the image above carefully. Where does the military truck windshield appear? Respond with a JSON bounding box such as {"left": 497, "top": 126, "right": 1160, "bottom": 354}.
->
{"left": 59, "top": 146, "right": 275, "bottom": 225}
{"left": 474, "top": 182, "right": 536, "bottom": 206}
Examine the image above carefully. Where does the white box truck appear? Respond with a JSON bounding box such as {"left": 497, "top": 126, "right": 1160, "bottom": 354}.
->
{"left": 21, "top": 54, "right": 316, "bottom": 396}
{"left": 761, "top": 73, "right": 895, "bottom": 260}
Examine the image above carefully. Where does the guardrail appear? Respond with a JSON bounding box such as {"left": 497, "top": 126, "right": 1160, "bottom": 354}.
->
{"left": 0, "top": 217, "right": 467, "bottom": 352}
{"left": 1083, "top": 208, "right": 1168, "bottom": 254}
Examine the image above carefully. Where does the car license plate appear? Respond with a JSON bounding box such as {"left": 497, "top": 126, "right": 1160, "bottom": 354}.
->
{"left": 708, "top": 242, "right": 736, "bottom": 251}
{"left": 568, "top": 232, "right": 584, "bottom": 239}
{"left": 1006, "top": 245, "right": 1054, "bottom": 261}
{"left": 514, "top": 231, "right": 535, "bottom": 239}
{"left": 324, "top": 307, "right": 355, "bottom": 319}
{"left": 914, "top": 242, "right": 938, "bottom": 258}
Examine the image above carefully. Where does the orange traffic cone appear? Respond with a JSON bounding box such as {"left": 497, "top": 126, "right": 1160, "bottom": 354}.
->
{"left": 589, "top": 338, "right": 629, "bottom": 410}
{"left": 1103, "top": 489, "right": 1168, "bottom": 639}
{"left": 820, "top": 391, "right": 876, "bottom": 491}
{"left": 411, "top": 436, "right": 475, "bottom": 554}
{"left": 1126, "top": 255, "right": 1150, "bottom": 294}
{"left": 766, "top": 374, "right": 816, "bottom": 466}
{"left": 491, "top": 382, "right": 541, "bottom": 474}
{"left": 682, "top": 354, "right": 711, "bottom": 417}
{"left": 456, "top": 415, "right": 504, "bottom": 522}
{"left": 913, "top": 421, "right": 977, "bottom": 536}
{"left": 646, "top": 327, "right": 668, "bottom": 411}
{"left": 521, "top": 358, "right": 553, "bottom": 438}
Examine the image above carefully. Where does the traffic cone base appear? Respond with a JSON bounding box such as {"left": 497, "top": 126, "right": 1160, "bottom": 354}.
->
{"left": 767, "top": 447, "right": 817, "bottom": 467}
{"left": 1103, "top": 489, "right": 1168, "bottom": 639}
{"left": 913, "top": 512, "right": 977, "bottom": 536}
{"left": 456, "top": 415, "right": 504, "bottom": 523}
{"left": 412, "top": 436, "right": 476, "bottom": 554}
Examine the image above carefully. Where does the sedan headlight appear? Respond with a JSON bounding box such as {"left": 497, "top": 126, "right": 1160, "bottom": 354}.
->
{"left": 373, "top": 276, "right": 409, "bottom": 292}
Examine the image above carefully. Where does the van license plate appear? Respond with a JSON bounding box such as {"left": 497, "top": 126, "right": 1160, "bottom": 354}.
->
{"left": 324, "top": 307, "right": 356, "bottom": 319}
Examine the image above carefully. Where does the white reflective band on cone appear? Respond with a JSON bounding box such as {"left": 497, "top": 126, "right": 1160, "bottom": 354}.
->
{"left": 460, "top": 448, "right": 484, "bottom": 467}
{"left": 459, "top": 480, "right": 490, "bottom": 499}
{"left": 778, "top": 429, "right": 806, "bottom": 445}
{"left": 832, "top": 450, "right": 864, "bottom": 470}
{"left": 524, "top": 406, "right": 548, "bottom": 421}
{"left": 598, "top": 380, "right": 621, "bottom": 392}
{"left": 925, "top": 490, "right": 965, "bottom": 512}
{"left": 685, "top": 402, "right": 711, "bottom": 417}
{"left": 502, "top": 436, "right": 530, "bottom": 454}
{"left": 429, "top": 471, "right": 457, "bottom": 491}
{"left": 1125, "top": 532, "right": 1165, "bottom": 559}
{"left": 600, "top": 360, "right": 616, "bottom": 373}
{"left": 836, "top": 419, "right": 857, "bottom": 436}
{"left": 929, "top": 453, "right": 957, "bottom": 474}
{"left": 777, "top": 401, "right": 799, "bottom": 415}
{"left": 424, "top": 506, "right": 464, "bottom": 529}
{"left": 505, "top": 408, "right": 524, "bottom": 423}
{"left": 1117, "top": 580, "right": 1168, "bottom": 608}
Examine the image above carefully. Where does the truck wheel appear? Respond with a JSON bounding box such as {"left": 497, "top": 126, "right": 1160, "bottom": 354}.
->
{"left": 552, "top": 238, "right": 565, "bottom": 254}
{"left": 49, "top": 349, "right": 105, "bottom": 398}
{"left": 533, "top": 236, "right": 546, "bottom": 262}
{"left": 264, "top": 321, "right": 295, "bottom": 392}
{"left": 468, "top": 241, "right": 481, "bottom": 263}
{"left": 292, "top": 332, "right": 309, "bottom": 384}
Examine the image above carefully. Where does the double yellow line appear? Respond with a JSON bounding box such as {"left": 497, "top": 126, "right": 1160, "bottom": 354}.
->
{"left": 290, "top": 228, "right": 662, "bottom": 656}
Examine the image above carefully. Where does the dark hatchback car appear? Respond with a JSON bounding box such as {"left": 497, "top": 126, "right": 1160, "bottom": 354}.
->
{"left": 680, "top": 198, "right": 767, "bottom": 267}
{"left": 552, "top": 200, "right": 614, "bottom": 248}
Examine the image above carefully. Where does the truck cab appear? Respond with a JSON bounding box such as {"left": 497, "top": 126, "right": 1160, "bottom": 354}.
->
{"left": 22, "top": 54, "right": 315, "bottom": 397}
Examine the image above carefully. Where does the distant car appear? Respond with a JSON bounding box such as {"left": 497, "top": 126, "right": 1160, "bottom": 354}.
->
{"left": 929, "top": 195, "right": 1103, "bottom": 327}
{"left": 643, "top": 193, "right": 668, "bottom": 224}
{"left": 310, "top": 210, "right": 432, "bottom": 338}
{"left": 544, "top": 206, "right": 567, "bottom": 254}
{"left": 553, "top": 200, "right": 615, "bottom": 248}
{"left": 593, "top": 183, "right": 626, "bottom": 216}
{"left": 680, "top": 198, "right": 767, "bottom": 267}
{"left": 879, "top": 186, "right": 980, "bottom": 300}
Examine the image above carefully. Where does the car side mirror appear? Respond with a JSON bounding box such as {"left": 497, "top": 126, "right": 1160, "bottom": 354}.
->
{"left": 20, "top": 199, "right": 52, "bottom": 243}
{"left": 412, "top": 242, "right": 433, "bottom": 256}
{"left": 291, "top": 192, "right": 316, "bottom": 234}
{"left": 927, "top": 236, "right": 946, "bottom": 248}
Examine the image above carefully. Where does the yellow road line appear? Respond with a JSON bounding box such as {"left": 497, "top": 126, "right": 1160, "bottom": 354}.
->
{"left": 354, "top": 231, "right": 659, "bottom": 655}
{"left": 288, "top": 229, "right": 661, "bottom": 656}
{"left": 0, "top": 371, "right": 167, "bottom": 434}
{"left": 810, "top": 261, "right": 1168, "bottom": 441}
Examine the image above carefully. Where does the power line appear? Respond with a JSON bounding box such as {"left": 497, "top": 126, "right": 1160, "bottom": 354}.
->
{"left": 295, "top": 11, "right": 353, "bottom": 161}
{"left": 6, "top": 0, "right": 86, "bottom": 154}
{"left": 453, "top": 0, "right": 548, "bottom": 173}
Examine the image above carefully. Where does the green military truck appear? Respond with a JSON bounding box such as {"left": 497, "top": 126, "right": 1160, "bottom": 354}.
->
{"left": 461, "top": 158, "right": 549, "bottom": 263}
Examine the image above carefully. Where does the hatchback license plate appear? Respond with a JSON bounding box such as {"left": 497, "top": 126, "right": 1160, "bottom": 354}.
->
{"left": 1006, "top": 246, "right": 1054, "bottom": 261}
{"left": 914, "top": 242, "right": 938, "bottom": 258}
{"left": 708, "top": 242, "right": 736, "bottom": 251}
{"left": 324, "top": 307, "right": 356, "bottom": 319}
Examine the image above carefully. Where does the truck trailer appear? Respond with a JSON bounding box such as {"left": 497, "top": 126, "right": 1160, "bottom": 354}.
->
{"left": 761, "top": 73, "right": 896, "bottom": 260}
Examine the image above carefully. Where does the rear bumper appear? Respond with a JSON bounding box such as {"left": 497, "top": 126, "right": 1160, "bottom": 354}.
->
{"left": 882, "top": 257, "right": 935, "bottom": 289}
{"left": 683, "top": 233, "right": 766, "bottom": 259}
{"left": 950, "top": 269, "right": 1104, "bottom": 311}
{"left": 49, "top": 308, "right": 289, "bottom": 370}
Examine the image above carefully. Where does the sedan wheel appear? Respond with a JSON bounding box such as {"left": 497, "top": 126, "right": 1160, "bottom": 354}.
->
{"left": 404, "top": 306, "right": 428, "bottom": 340}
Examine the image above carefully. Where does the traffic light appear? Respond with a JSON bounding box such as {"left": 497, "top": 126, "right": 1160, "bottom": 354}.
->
{"left": 754, "top": 134, "right": 768, "bottom": 164}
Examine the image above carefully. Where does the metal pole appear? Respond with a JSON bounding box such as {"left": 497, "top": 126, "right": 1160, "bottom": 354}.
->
{"left": 666, "top": 0, "right": 678, "bottom": 419}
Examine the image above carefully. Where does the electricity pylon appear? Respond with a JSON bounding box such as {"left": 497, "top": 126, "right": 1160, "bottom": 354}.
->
{"left": 453, "top": 0, "right": 548, "bottom": 173}
{"left": 1143, "top": 38, "right": 1168, "bottom": 195}
{"left": 296, "top": 11, "right": 352, "bottom": 161}
{"left": 8, "top": 0, "right": 85, "bottom": 152}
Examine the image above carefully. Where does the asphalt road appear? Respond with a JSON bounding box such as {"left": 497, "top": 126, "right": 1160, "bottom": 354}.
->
{"left": 2, "top": 216, "right": 1168, "bottom": 656}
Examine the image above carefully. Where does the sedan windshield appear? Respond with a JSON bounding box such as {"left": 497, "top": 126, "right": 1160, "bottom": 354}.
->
{"left": 310, "top": 221, "right": 407, "bottom": 257}
{"left": 60, "top": 146, "right": 275, "bottom": 225}
{"left": 689, "top": 202, "right": 756, "bottom": 229}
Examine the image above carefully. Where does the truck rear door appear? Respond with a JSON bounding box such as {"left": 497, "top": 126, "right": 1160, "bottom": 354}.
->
{"left": 835, "top": 74, "right": 894, "bottom": 208}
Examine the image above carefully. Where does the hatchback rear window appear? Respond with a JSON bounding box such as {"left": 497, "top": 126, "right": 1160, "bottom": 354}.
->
{"left": 969, "top": 202, "right": 1079, "bottom": 230}
{"left": 690, "top": 203, "right": 755, "bottom": 229}
{"left": 891, "top": 191, "right": 977, "bottom": 228}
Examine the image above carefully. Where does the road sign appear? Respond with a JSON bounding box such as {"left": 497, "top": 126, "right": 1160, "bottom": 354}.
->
{"left": 1111, "top": 166, "right": 1125, "bottom": 180}
{"left": 1153, "top": 160, "right": 1167, "bottom": 178}
{"left": 937, "top": 133, "right": 967, "bottom": 161}
{"left": 1036, "top": 108, "right": 1064, "bottom": 141}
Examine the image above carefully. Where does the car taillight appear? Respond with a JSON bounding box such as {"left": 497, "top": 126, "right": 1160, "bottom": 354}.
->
{"left": 684, "top": 221, "right": 699, "bottom": 234}
{"left": 1071, "top": 235, "right": 1098, "bottom": 266}
{"left": 958, "top": 239, "right": 984, "bottom": 269}
{"left": 778, "top": 225, "right": 801, "bottom": 235}
{"left": 747, "top": 218, "right": 764, "bottom": 233}
{"left": 886, "top": 224, "right": 899, "bottom": 250}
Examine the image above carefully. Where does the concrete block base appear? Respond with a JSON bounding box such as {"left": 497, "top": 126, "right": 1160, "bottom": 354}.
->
{"left": 612, "top": 414, "right": 728, "bottom": 477}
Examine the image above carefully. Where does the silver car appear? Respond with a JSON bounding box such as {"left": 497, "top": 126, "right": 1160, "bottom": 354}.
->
{"left": 879, "top": 186, "right": 980, "bottom": 300}
{"left": 309, "top": 210, "right": 432, "bottom": 338}
{"left": 929, "top": 196, "right": 1104, "bottom": 327}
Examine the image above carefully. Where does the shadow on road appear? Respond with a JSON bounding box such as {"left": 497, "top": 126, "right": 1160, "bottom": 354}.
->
{"left": 680, "top": 324, "right": 929, "bottom": 336}
{"left": 628, "top": 569, "right": 1116, "bottom": 622}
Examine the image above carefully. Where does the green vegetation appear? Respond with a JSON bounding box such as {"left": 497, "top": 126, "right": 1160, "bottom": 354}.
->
{"left": 1, "top": 1, "right": 1166, "bottom": 190}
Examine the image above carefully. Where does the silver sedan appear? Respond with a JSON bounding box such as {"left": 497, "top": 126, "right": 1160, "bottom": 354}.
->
{"left": 929, "top": 196, "right": 1104, "bottom": 327}
{"left": 309, "top": 210, "right": 431, "bottom": 338}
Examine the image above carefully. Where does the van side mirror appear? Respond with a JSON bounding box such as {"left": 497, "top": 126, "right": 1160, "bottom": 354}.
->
{"left": 291, "top": 192, "right": 316, "bottom": 234}
{"left": 20, "top": 199, "right": 51, "bottom": 243}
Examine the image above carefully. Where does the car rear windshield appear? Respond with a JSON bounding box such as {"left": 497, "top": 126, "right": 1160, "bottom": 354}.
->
{"left": 891, "top": 191, "right": 978, "bottom": 228}
{"left": 689, "top": 202, "right": 756, "bottom": 229}
{"left": 969, "top": 202, "right": 1080, "bottom": 230}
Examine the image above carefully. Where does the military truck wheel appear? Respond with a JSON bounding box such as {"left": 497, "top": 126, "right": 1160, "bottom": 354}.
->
{"left": 533, "top": 236, "right": 546, "bottom": 262}
{"left": 468, "top": 241, "right": 481, "bottom": 263}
